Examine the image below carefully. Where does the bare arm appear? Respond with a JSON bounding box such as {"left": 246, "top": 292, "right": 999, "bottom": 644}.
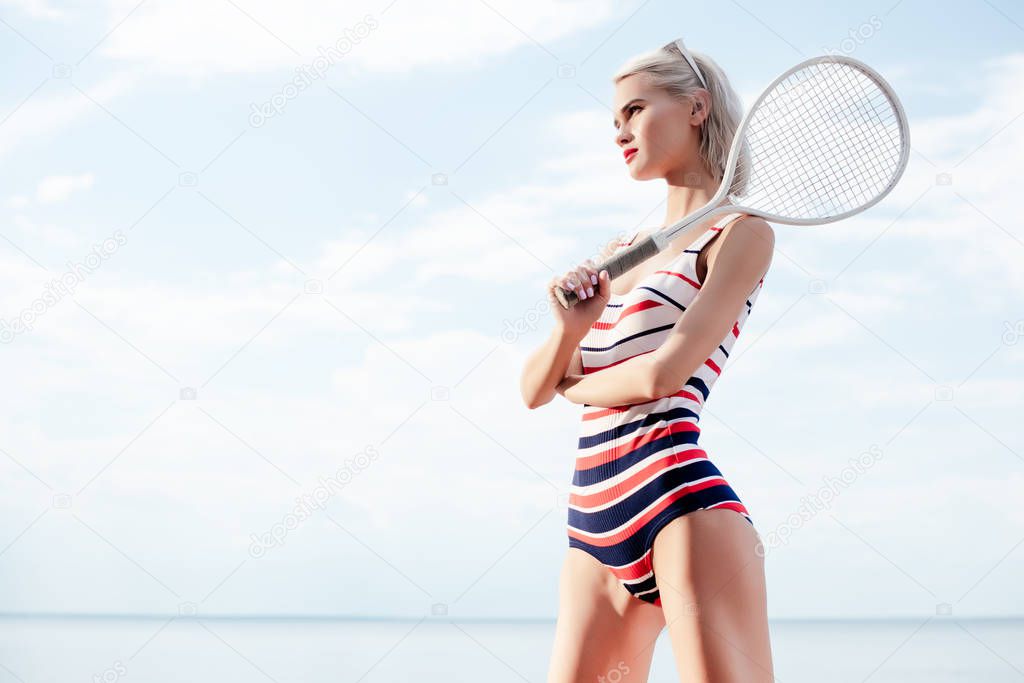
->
{"left": 520, "top": 325, "right": 585, "bottom": 410}
{"left": 556, "top": 350, "right": 661, "bottom": 407}
{"left": 521, "top": 237, "right": 619, "bottom": 409}
{"left": 559, "top": 217, "right": 774, "bottom": 406}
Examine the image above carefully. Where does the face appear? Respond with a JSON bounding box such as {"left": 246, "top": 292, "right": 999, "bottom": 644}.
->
{"left": 612, "top": 73, "right": 709, "bottom": 181}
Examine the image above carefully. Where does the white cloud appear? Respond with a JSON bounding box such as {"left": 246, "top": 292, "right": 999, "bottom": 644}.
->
{"left": 5, "top": 195, "right": 30, "bottom": 209}
{"left": 94, "top": 0, "right": 620, "bottom": 76}
{"left": 34, "top": 172, "right": 95, "bottom": 203}
{"left": 0, "top": 72, "right": 138, "bottom": 159}
{"left": 11, "top": 214, "right": 80, "bottom": 248}
{"left": 0, "top": 0, "right": 65, "bottom": 20}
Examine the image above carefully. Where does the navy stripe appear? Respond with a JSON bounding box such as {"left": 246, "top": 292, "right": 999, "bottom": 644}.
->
{"left": 568, "top": 462, "right": 738, "bottom": 535}
{"left": 572, "top": 430, "right": 698, "bottom": 486}
{"left": 580, "top": 323, "right": 675, "bottom": 353}
{"left": 577, "top": 406, "right": 700, "bottom": 450}
{"left": 637, "top": 286, "right": 688, "bottom": 312}
{"left": 685, "top": 377, "right": 710, "bottom": 401}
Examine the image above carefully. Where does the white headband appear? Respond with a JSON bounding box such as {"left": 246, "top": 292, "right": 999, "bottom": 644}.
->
{"left": 674, "top": 38, "right": 708, "bottom": 90}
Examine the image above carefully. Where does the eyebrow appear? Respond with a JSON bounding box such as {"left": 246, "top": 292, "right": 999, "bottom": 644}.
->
{"left": 613, "top": 98, "right": 644, "bottom": 127}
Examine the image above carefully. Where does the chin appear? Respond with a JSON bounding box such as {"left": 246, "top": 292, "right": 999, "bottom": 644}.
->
{"left": 626, "top": 154, "right": 664, "bottom": 181}
{"left": 628, "top": 163, "right": 659, "bottom": 181}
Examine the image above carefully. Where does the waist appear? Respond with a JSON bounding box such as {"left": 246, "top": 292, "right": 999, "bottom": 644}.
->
{"left": 580, "top": 385, "right": 706, "bottom": 426}
{"left": 577, "top": 401, "right": 704, "bottom": 467}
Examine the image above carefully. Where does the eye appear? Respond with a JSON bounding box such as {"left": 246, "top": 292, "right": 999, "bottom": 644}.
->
{"left": 614, "top": 104, "right": 643, "bottom": 129}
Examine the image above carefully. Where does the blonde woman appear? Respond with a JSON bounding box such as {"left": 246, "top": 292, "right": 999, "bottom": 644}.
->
{"left": 520, "top": 39, "right": 776, "bottom": 682}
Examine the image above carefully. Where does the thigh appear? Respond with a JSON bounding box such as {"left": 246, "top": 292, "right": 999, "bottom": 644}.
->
{"left": 547, "top": 547, "right": 666, "bottom": 683}
{"left": 651, "top": 509, "right": 774, "bottom": 683}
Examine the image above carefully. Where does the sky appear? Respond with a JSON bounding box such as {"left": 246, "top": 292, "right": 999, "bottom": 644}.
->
{"left": 0, "top": 0, "right": 1022, "bottom": 623}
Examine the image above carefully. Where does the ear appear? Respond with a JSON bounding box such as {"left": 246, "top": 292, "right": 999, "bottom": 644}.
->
{"left": 690, "top": 90, "right": 711, "bottom": 123}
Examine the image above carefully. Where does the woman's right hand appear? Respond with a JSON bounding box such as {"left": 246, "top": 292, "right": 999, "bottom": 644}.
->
{"left": 547, "top": 258, "right": 612, "bottom": 339}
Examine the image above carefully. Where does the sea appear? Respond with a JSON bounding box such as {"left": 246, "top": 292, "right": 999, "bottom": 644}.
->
{"left": 1, "top": 615, "right": 1021, "bottom": 681}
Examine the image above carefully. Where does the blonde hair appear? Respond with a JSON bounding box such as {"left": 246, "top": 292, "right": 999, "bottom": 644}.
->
{"left": 612, "top": 40, "right": 749, "bottom": 197}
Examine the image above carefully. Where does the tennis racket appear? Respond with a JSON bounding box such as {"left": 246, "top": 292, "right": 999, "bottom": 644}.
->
{"left": 554, "top": 54, "right": 910, "bottom": 309}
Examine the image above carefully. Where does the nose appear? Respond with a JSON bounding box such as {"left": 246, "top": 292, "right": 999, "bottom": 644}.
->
{"left": 616, "top": 128, "right": 632, "bottom": 147}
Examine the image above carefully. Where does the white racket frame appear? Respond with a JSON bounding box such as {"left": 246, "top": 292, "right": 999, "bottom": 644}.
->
{"left": 555, "top": 54, "right": 910, "bottom": 309}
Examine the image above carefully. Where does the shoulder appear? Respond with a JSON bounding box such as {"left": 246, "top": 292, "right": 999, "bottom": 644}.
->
{"left": 723, "top": 214, "right": 774, "bottom": 246}
{"left": 705, "top": 215, "right": 774, "bottom": 276}
{"left": 709, "top": 215, "right": 774, "bottom": 260}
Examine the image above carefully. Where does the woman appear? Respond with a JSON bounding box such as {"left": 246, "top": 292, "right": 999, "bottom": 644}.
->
{"left": 520, "top": 39, "right": 776, "bottom": 682}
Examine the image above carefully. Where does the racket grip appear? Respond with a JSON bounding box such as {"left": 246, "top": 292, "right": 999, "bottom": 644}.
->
{"left": 553, "top": 234, "right": 661, "bottom": 310}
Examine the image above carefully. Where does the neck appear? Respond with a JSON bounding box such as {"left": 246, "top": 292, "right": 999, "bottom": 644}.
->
{"left": 661, "top": 164, "right": 727, "bottom": 228}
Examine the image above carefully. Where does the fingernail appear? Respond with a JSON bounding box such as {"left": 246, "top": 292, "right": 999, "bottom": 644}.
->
{"left": 590, "top": 274, "right": 597, "bottom": 285}
{"left": 587, "top": 287, "right": 594, "bottom": 297}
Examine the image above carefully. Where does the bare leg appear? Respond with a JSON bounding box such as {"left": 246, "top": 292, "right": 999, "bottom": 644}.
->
{"left": 651, "top": 508, "right": 774, "bottom": 682}
{"left": 547, "top": 547, "right": 667, "bottom": 682}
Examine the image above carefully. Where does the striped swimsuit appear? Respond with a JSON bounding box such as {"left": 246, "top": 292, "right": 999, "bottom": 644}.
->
{"left": 567, "top": 212, "right": 767, "bottom": 608}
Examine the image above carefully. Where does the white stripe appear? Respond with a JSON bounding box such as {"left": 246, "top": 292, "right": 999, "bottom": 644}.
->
{"left": 570, "top": 449, "right": 706, "bottom": 496}
{"left": 576, "top": 414, "right": 700, "bottom": 459}
{"left": 567, "top": 475, "right": 727, "bottom": 538}
{"left": 704, "top": 500, "right": 749, "bottom": 517}
{"left": 569, "top": 459, "right": 713, "bottom": 513}
{"left": 580, "top": 389, "right": 703, "bottom": 422}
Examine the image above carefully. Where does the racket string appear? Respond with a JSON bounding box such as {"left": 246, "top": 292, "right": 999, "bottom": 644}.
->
{"left": 754, "top": 66, "right": 899, "bottom": 216}
{"left": 732, "top": 60, "right": 906, "bottom": 220}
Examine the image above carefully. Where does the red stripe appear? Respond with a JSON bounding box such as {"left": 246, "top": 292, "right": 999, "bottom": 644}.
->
{"left": 581, "top": 388, "right": 702, "bottom": 421}
{"left": 566, "top": 477, "right": 734, "bottom": 547}
{"left": 570, "top": 449, "right": 708, "bottom": 508}
{"left": 575, "top": 420, "right": 700, "bottom": 470}
{"left": 591, "top": 298, "right": 663, "bottom": 331}
{"left": 654, "top": 269, "right": 701, "bottom": 290}
{"left": 706, "top": 501, "right": 750, "bottom": 516}
{"left": 604, "top": 551, "right": 654, "bottom": 581}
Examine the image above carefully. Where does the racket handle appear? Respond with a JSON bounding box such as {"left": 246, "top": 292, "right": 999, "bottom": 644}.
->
{"left": 553, "top": 234, "right": 661, "bottom": 309}
{"left": 553, "top": 284, "right": 580, "bottom": 309}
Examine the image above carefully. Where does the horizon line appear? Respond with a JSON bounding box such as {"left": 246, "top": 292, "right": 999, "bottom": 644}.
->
{"left": 2, "top": 611, "right": 1022, "bottom": 623}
